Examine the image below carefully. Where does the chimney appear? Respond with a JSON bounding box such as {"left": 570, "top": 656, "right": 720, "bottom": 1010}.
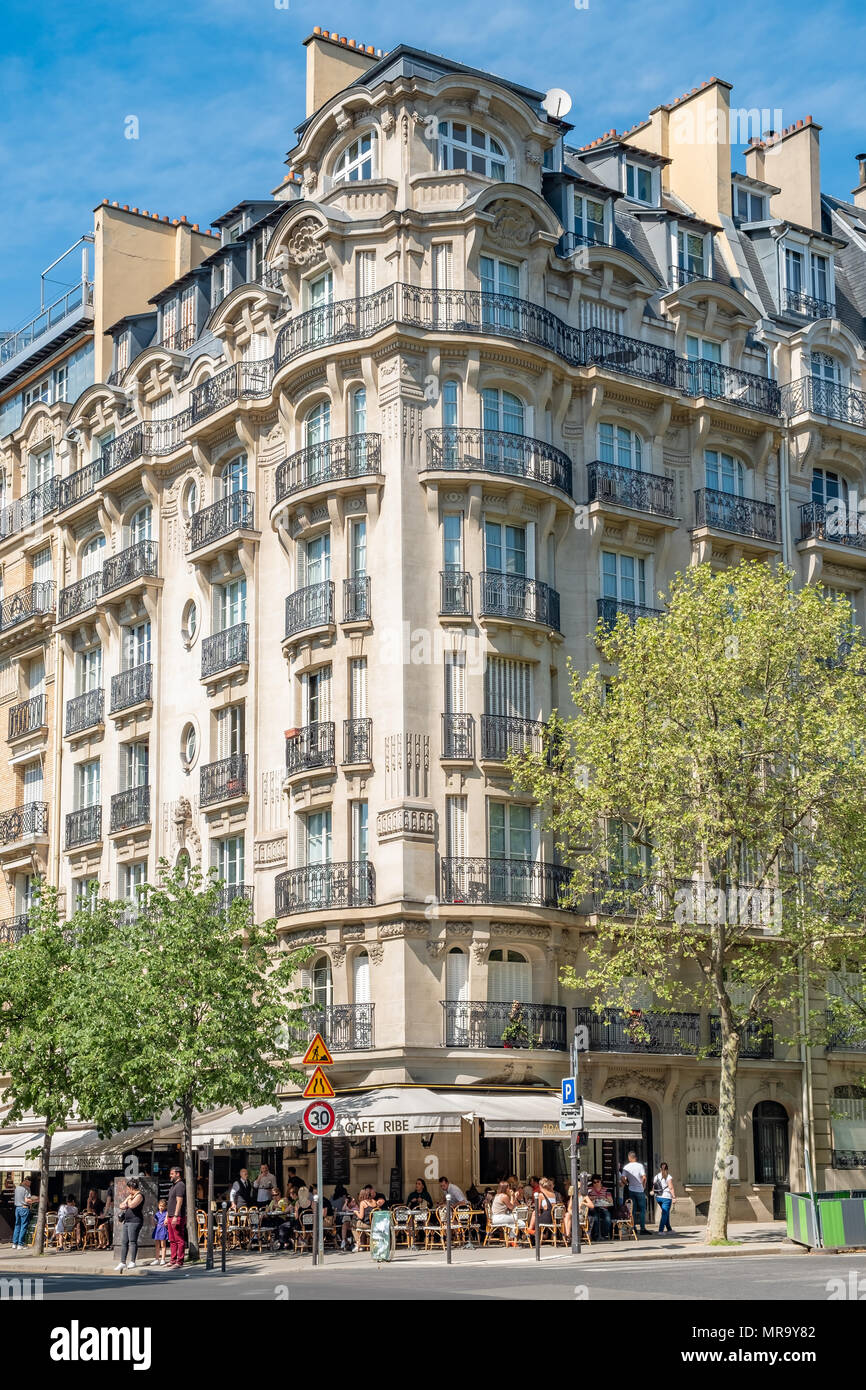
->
{"left": 303, "top": 28, "right": 381, "bottom": 119}
{"left": 852, "top": 153, "right": 866, "bottom": 210}
{"left": 621, "top": 80, "right": 733, "bottom": 221}
{"left": 745, "top": 119, "right": 822, "bottom": 230}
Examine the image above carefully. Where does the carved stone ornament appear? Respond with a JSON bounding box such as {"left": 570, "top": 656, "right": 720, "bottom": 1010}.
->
{"left": 284, "top": 217, "right": 323, "bottom": 265}
{"left": 368, "top": 943, "right": 384, "bottom": 964}
{"left": 427, "top": 940, "right": 447, "bottom": 959}
{"left": 603, "top": 1071, "right": 668, "bottom": 1097}
{"left": 472, "top": 941, "right": 489, "bottom": 965}
{"left": 487, "top": 199, "right": 535, "bottom": 249}
{"left": 331, "top": 946, "right": 347, "bottom": 968}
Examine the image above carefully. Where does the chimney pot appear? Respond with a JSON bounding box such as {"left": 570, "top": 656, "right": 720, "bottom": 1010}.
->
{"left": 192, "top": 223, "right": 199, "bottom": 231}
{"left": 180, "top": 214, "right": 187, "bottom": 222}
{"left": 313, "top": 25, "right": 321, "bottom": 34}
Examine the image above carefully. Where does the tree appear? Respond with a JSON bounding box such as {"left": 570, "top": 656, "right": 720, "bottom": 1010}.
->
{"left": 512, "top": 561, "right": 866, "bottom": 1240}
{"left": 70, "top": 861, "right": 311, "bottom": 1259}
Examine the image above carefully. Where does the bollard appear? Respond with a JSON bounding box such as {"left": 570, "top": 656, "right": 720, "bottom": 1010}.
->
{"left": 220, "top": 1203, "right": 227, "bottom": 1275}
{"left": 534, "top": 1194, "right": 541, "bottom": 1262}
{"left": 445, "top": 1194, "right": 452, "bottom": 1265}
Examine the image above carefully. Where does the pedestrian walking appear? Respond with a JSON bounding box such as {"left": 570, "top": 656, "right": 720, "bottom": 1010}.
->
{"left": 114, "top": 1178, "right": 144, "bottom": 1271}
{"left": 11, "top": 1176, "right": 34, "bottom": 1248}
{"left": 622, "top": 1150, "right": 648, "bottom": 1233}
{"left": 653, "top": 1161, "right": 676, "bottom": 1234}
{"left": 166, "top": 1165, "right": 187, "bottom": 1267}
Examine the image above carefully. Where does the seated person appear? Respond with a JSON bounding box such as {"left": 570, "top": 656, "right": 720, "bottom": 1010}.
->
{"left": 55, "top": 1196, "right": 81, "bottom": 1248}
{"left": 586, "top": 1175, "right": 614, "bottom": 1240}
{"left": 358, "top": 1186, "right": 377, "bottom": 1223}
{"left": 261, "top": 1189, "right": 288, "bottom": 1230}
{"left": 489, "top": 1181, "right": 517, "bottom": 1231}
{"left": 340, "top": 1193, "right": 360, "bottom": 1249}
{"left": 406, "top": 1178, "right": 434, "bottom": 1210}
{"left": 528, "top": 1177, "right": 559, "bottom": 1234}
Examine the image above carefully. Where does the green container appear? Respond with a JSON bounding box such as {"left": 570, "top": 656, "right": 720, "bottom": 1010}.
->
{"left": 786, "top": 1190, "right": 866, "bottom": 1249}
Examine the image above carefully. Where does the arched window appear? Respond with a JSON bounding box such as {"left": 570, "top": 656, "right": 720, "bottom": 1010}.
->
{"left": 352, "top": 949, "right": 370, "bottom": 1004}
{"left": 811, "top": 350, "right": 840, "bottom": 385}
{"left": 598, "top": 423, "right": 642, "bottom": 471}
{"left": 437, "top": 121, "right": 507, "bottom": 179}
{"left": 220, "top": 455, "right": 247, "bottom": 496}
{"left": 704, "top": 450, "right": 744, "bottom": 497}
{"left": 482, "top": 388, "right": 524, "bottom": 436}
{"left": 183, "top": 478, "right": 199, "bottom": 519}
{"left": 312, "top": 955, "right": 333, "bottom": 1008}
{"left": 305, "top": 400, "right": 331, "bottom": 448}
{"left": 487, "top": 948, "right": 531, "bottom": 1003}
{"left": 333, "top": 132, "right": 376, "bottom": 184}
{"left": 81, "top": 533, "right": 105, "bottom": 576}
{"left": 685, "top": 1100, "right": 718, "bottom": 1183}
{"left": 445, "top": 946, "right": 468, "bottom": 1002}
{"left": 812, "top": 467, "right": 848, "bottom": 507}
{"left": 128, "top": 505, "right": 152, "bottom": 545}
{"left": 350, "top": 388, "right": 366, "bottom": 435}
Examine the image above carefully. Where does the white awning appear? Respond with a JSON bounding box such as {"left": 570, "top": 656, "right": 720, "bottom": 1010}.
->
{"left": 192, "top": 1089, "right": 466, "bottom": 1147}
{"left": 0, "top": 1121, "right": 179, "bottom": 1171}
{"left": 0, "top": 1130, "right": 44, "bottom": 1168}
{"left": 446, "top": 1091, "right": 644, "bottom": 1140}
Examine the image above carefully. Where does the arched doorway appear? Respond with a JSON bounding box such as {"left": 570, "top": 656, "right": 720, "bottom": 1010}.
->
{"left": 753, "top": 1100, "right": 789, "bottom": 1218}
{"left": 605, "top": 1096, "right": 653, "bottom": 1193}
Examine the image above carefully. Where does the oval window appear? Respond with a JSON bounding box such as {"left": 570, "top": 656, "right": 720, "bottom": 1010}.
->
{"left": 181, "top": 723, "right": 198, "bottom": 768}
{"left": 182, "top": 599, "right": 198, "bottom": 645}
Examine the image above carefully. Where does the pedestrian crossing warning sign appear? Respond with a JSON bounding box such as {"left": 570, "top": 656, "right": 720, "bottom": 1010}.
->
{"left": 301, "top": 1033, "right": 334, "bottom": 1067}
{"left": 302, "top": 1066, "right": 335, "bottom": 1099}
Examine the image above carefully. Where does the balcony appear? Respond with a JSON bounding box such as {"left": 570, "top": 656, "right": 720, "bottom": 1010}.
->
{"left": 160, "top": 323, "right": 197, "bottom": 353}
{"left": 188, "top": 491, "right": 255, "bottom": 554}
{"left": 200, "top": 753, "right": 248, "bottom": 808}
{"left": 782, "top": 376, "right": 866, "bottom": 429}
{"left": 441, "top": 712, "right": 474, "bottom": 761}
{"left": 597, "top": 596, "right": 663, "bottom": 626}
{"left": 0, "top": 278, "right": 93, "bottom": 387}
{"left": 694, "top": 488, "right": 777, "bottom": 543}
{"left": 110, "top": 663, "right": 152, "bottom": 715}
{"left": 66, "top": 689, "right": 104, "bottom": 737}
{"left": 217, "top": 883, "right": 254, "bottom": 915}
{"left": 343, "top": 576, "right": 370, "bottom": 624}
{"left": 590, "top": 874, "right": 668, "bottom": 917}
{"left": 574, "top": 1006, "right": 701, "bottom": 1054}
{"left": 284, "top": 581, "right": 335, "bottom": 641}
{"left": 201, "top": 623, "right": 249, "bottom": 680}
{"left": 480, "top": 715, "right": 545, "bottom": 763}
{"left": 102, "top": 425, "right": 145, "bottom": 478}
{"left": 0, "top": 584, "right": 56, "bottom": 649}
{"left": 58, "top": 457, "right": 111, "bottom": 512}
{"left": 670, "top": 264, "right": 708, "bottom": 289}
{"left": 8, "top": 694, "right": 46, "bottom": 742}
{"left": 558, "top": 231, "right": 605, "bottom": 257}
{"left": 783, "top": 288, "right": 835, "bottom": 320}
{"left": 708, "top": 1015, "right": 774, "bottom": 1060}
{"left": 109, "top": 785, "right": 150, "bottom": 834}
{"left": 0, "top": 478, "right": 60, "bottom": 541}
{"left": 290, "top": 1003, "right": 375, "bottom": 1052}
{"left": 58, "top": 574, "right": 101, "bottom": 625}
{"left": 143, "top": 409, "right": 192, "bottom": 458}
{"left": 441, "top": 857, "right": 573, "bottom": 909}
{"left": 284, "top": 722, "right": 336, "bottom": 778}
{"left": 825, "top": 1011, "right": 866, "bottom": 1052}
{"left": 275, "top": 434, "right": 382, "bottom": 502}
{"left": 677, "top": 360, "right": 780, "bottom": 415}
{"left": 0, "top": 914, "right": 32, "bottom": 945}
{"left": 274, "top": 861, "right": 376, "bottom": 916}
{"left": 343, "top": 716, "right": 372, "bottom": 765}
{"left": 424, "top": 428, "right": 572, "bottom": 500}
{"left": 832, "top": 1150, "right": 866, "bottom": 1169}
{"left": 189, "top": 360, "right": 272, "bottom": 425}
{"left": 101, "top": 541, "right": 159, "bottom": 598}
{"left": 798, "top": 501, "right": 866, "bottom": 555}
{"left": 0, "top": 801, "right": 49, "bottom": 845}
{"left": 586, "top": 460, "right": 676, "bottom": 519}
{"left": 440, "top": 570, "right": 472, "bottom": 618}
{"left": 442, "top": 1000, "right": 567, "bottom": 1050}
{"left": 479, "top": 572, "right": 561, "bottom": 632}
{"left": 65, "top": 805, "right": 102, "bottom": 851}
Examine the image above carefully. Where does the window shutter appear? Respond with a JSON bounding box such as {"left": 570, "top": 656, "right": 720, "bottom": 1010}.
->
{"left": 446, "top": 950, "right": 469, "bottom": 1002}
{"left": 445, "top": 653, "right": 466, "bottom": 714}
{"left": 353, "top": 950, "right": 371, "bottom": 1003}
{"left": 447, "top": 796, "right": 467, "bottom": 857}
{"left": 485, "top": 658, "right": 532, "bottom": 718}
{"left": 433, "top": 242, "right": 454, "bottom": 290}
{"left": 351, "top": 658, "right": 368, "bottom": 719}
{"left": 356, "top": 251, "right": 377, "bottom": 298}
{"left": 487, "top": 956, "right": 532, "bottom": 1003}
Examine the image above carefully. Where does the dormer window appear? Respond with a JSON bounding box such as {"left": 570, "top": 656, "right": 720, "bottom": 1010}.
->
{"left": 811, "top": 254, "right": 830, "bottom": 305}
{"left": 574, "top": 195, "right": 606, "bottom": 246}
{"left": 438, "top": 122, "right": 507, "bottom": 180}
{"left": 226, "top": 220, "right": 243, "bottom": 243}
{"left": 734, "top": 186, "right": 766, "bottom": 222}
{"left": 333, "top": 132, "right": 376, "bottom": 184}
{"left": 676, "top": 230, "right": 707, "bottom": 284}
{"left": 783, "top": 242, "right": 835, "bottom": 317}
{"left": 625, "top": 160, "right": 653, "bottom": 203}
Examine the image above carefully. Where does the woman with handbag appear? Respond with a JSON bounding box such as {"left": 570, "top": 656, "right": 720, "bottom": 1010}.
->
{"left": 653, "top": 1161, "right": 676, "bottom": 1235}
{"left": 114, "top": 1178, "right": 145, "bottom": 1272}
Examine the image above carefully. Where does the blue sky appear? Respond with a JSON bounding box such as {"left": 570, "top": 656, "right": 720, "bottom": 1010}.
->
{"left": 3, "top": 0, "right": 865, "bottom": 327}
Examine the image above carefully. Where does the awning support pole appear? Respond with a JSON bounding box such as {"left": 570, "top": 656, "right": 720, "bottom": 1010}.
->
{"left": 205, "top": 1140, "right": 214, "bottom": 1270}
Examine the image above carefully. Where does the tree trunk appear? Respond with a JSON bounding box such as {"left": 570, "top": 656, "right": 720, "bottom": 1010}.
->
{"left": 183, "top": 1104, "right": 199, "bottom": 1262}
{"left": 706, "top": 1017, "right": 740, "bottom": 1242}
{"left": 33, "top": 1131, "right": 52, "bottom": 1255}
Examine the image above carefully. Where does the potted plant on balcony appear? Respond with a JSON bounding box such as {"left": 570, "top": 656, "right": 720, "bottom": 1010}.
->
{"left": 501, "top": 1000, "right": 530, "bottom": 1049}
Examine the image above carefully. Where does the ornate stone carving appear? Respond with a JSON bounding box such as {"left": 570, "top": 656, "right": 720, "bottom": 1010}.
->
{"left": 342, "top": 925, "right": 366, "bottom": 941}
{"left": 284, "top": 217, "right": 323, "bottom": 266}
{"left": 376, "top": 806, "right": 435, "bottom": 841}
{"left": 472, "top": 941, "right": 489, "bottom": 965}
{"left": 603, "top": 1072, "right": 667, "bottom": 1096}
{"left": 254, "top": 836, "right": 288, "bottom": 867}
{"left": 283, "top": 928, "right": 327, "bottom": 948}
{"left": 487, "top": 199, "right": 535, "bottom": 249}
{"left": 377, "top": 920, "right": 428, "bottom": 939}
{"left": 331, "top": 946, "right": 347, "bottom": 968}
{"left": 368, "top": 943, "right": 384, "bottom": 964}
{"left": 491, "top": 923, "right": 551, "bottom": 941}
{"left": 447, "top": 922, "right": 472, "bottom": 937}
{"left": 426, "top": 940, "right": 447, "bottom": 959}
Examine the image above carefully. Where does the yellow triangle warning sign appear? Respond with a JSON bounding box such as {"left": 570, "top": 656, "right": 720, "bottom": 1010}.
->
{"left": 301, "top": 1033, "right": 334, "bottom": 1067}
{"left": 302, "top": 1066, "right": 335, "bottom": 1099}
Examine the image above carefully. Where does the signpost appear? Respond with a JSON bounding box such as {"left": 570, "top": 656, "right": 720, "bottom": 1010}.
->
{"left": 301, "top": 1034, "right": 335, "bottom": 1265}
{"left": 568, "top": 1023, "right": 589, "bottom": 1255}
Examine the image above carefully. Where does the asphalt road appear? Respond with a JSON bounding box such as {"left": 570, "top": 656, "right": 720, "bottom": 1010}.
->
{"left": 25, "top": 1252, "right": 866, "bottom": 1301}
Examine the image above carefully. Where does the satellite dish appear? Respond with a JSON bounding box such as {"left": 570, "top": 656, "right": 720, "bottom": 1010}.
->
{"left": 543, "top": 88, "right": 573, "bottom": 120}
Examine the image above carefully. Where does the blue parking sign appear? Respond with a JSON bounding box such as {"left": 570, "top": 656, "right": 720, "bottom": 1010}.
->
{"left": 561, "top": 1077, "right": 577, "bottom": 1105}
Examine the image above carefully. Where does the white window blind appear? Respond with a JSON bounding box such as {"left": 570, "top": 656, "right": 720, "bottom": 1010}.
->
{"left": 446, "top": 795, "right": 467, "bottom": 858}
{"left": 356, "top": 251, "right": 377, "bottom": 297}
{"left": 433, "top": 242, "right": 454, "bottom": 290}
{"left": 579, "top": 301, "right": 624, "bottom": 334}
{"left": 350, "top": 658, "right": 368, "bottom": 719}
{"left": 32, "top": 547, "right": 52, "bottom": 582}
{"left": 446, "top": 948, "right": 469, "bottom": 1002}
{"left": 685, "top": 1102, "right": 719, "bottom": 1183}
{"left": 487, "top": 953, "right": 532, "bottom": 1003}
{"left": 485, "top": 658, "right": 532, "bottom": 717}
{"left": 444, "top": 652, "right": 466, "bottom": 714}
{"left": 353, "top": 950, "right": 371, "bottom": 1003}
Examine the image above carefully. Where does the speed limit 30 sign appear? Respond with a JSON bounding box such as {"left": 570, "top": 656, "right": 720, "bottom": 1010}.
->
{"left": 303, "top": 1101, "right": 335, "bottom": 1137}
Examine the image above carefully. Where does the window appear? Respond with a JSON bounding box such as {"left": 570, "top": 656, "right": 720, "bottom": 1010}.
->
{"left": 446, "top": 795, "right": 467, "bottom": 858}
{"left": 811, "top": 351, "right": 839, "bottom": 385}
{"left": 124, "top": 741, "right": 149, "bottom": 789}
{"left": 625, "top": 161, "right": 653, "bottom": 203}
{"left": 181, "top": 722, "right": 198, "bottom": 768}
{"left": 23, "top": 378, "right": 51, "bottom": 412}
{"left": 352, "top": 949, "right": 370, "bottom": 1004}
{"left": 687, "top": 335, "right": 722, "bottom": 364}
{"left": 128, "top": 504, "right": 152, "bottom": 546}
{"left": 334, "top": 132, "right": 376, "bottom": 184}
{"left": 123, "top": 621, "right": 151, "bottom": 669}
{"left": 488, "top": 801, "right": 532, "bottom": 860}
{"left": 300, "top": 533, "right": 330, "bottom": 587}
{"left": 81, "top": 533, "right": 105, "bottom": 576}
{"left": 485, "top": 658, "right": 533, "bottom": 718}
{"left": 302, "top": 665, "right": 331, "bottom": 725}
{"left": 485, "top": 520, "right": 528, "bottom": 576}
{"left": 734, "top": 186, "right": 766, "bottom": 222}
{"left": 598, "top": 423, "right": 642, "bottom": 471}
{"left": 685, "top": 1100, "right": 719, "bottom": 1183}
{"left": 312, "top": 956, "right": 333, "bottom": 1008}
{"left": 811, "top": 254, "right": 830, "bottom": 305}
{"left": 216, "top": 704, "right": 244, "bottom": 759}
{"left": 75, "top": 759, "right": 100, "bottom": 809}
{"left": 602, "top": 551, "right": 647, "bottom": 607}
{"left": 350, "top": 388, "right": 366, "bottom": 436}
{"left": 29, "top": 447, "right": 53, "bottom": 491}
{"left": 352, "top": 800, "right": 368, "bottom": 861}
{"left": 812, "top": 468, "right": 848, "bottom": 506}
{"left": 182, "top": 479, "right": 199, "bottom": 520}
{"left": 446, "top": 947, "right": 469, "bottom": 1003}
{"left": 433, "top": 242, "right": 454, "bottom": 291}
{"left": 55, "top": 364, "right": 68, "bottom": 402}
{"left": 348, "top": 519, "right": 366, "bottom": 578}
{"left": 220, "top": 455, "right": 248, "bottom": 496}
{"left": 487, "top": 949, "right": 532, "bottom": 1003}
{"left": 23, "top": 760, "right": 44, "bottom": 802}
{"left": 72, "top": 877, "right": 98, "bottom": 913}
{"left": 356, "top": 250, "right": 376, "bottom": 298}
{"left": 215, "top": 835, "right": 245, "bottom": 889}
{"left": 121, "top": 861, "right": 147, "bottom": 904}
{"left": 181, "top": 285, "right": 196, "bottom": 335}
{"left": 308, "top": 271, "right": 333, "bottom": 343}
{"left": 442, "top": 380, "right": 458, "bottom": 428}
{"left": 226, "top": 221, "right": 243, "bottom": 244}
{"left": 443, "top": 513, "right": 462, "bottom": 570}
{"left": 437, "top": 122, "right": 506, "bottom": 179}
{"left": 305, "top": 400, "right": 331, "bottom": 450}
{"left": 574, "top": 195, "right": 606, "bottom": 246}
{"left": 76, "top": 646, "right": 102, "bottom": 695}
{"left": 162, "top": 297, "right": 178, "bottom": 344}
{"left": 785, "top": 246, "right": 804, "bottom": 295}
{"left": 831, "top": 1087, "right": 866, "bottom": 1167}
{"left": 480, "top": 256, "right": 520, "bottom": 331}
{"left": 181, "top": 599, "right": 198, "bottom": 645}
{"left": 303, "top": 809, "right": 332, "bottom": 866}
{"left": 704, "top": 450, "right": 744, "bottom": 496}
{"left": 677, "top": 230, "right": 706, "bottom": 278}
{"left": 215, "top": 577, "right": 246, "bottom": 630}
{"left": 685, "top": 336, "right": 723, "bottom": 396}
{"left": 114, "top": 333, "right": 130, "bottom": 375}
{"left": 481, "top": 388, "right": 525, "bottom": 470}
{"left": 32, "top": 547, "right": 52, "bottom": 583}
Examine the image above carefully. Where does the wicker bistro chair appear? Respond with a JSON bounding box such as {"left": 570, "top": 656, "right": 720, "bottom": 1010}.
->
{"left": 196, "top": 1210, "right": 209, "bottom": 1252}
{"left": 454, "top": 1204, "right": 477, "bottom": 1247}
{"left": 613, "top": 1198, "right": 638, "bottom": 1242}
{"left": 510, "top": 1204, "right": 532, "bottom": 1248}
{"left": 410, "top": 1207, "right": 430, "bottom": 1246}
{"left": 57, "top": 1215, "right": 79, "bottom": 1251}
{"left": 540, "top": 1202, "right": 566, "bottom": 1247}
{"left": 81, "top": 1214, "right": 99, "bottom": 1250}
{"left": 482, "top": 1202, "right": 513, "bottom": 1248}
{"left": 44, "top": 1212, "right": 58, "bottom": 1247}
{"left": 294, "top": 1208, "right": 315, "bottom": 1254}
{"left": 246, "top": 1206, "right": 269, "bottom": 1253}
{"left": 578, "top": 1202, "right": 593, "bottom": 1247}
{"left": 354, "top": 1217, "right": 372, "bottom": 1252}
{"left": 390, "top": 1206, "right": 414, "bottom": 1249}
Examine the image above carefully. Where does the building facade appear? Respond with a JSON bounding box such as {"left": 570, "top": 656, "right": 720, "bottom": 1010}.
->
{"left": 2, "top": 28, "right": 866, "bottom": 1214}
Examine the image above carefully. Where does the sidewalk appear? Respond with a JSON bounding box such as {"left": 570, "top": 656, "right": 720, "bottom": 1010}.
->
{"left": 0, "top": 1221, "right": 807, "bottom": 1276}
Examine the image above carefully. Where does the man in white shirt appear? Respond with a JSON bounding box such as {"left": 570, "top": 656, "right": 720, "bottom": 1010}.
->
{"left": 439, "top": 1176, "right": 466, "bottom": 1205}
{"left": 254, "top": 1163, "right": 277, "bottom": 1205}
{"left": 621, "top": 1151, "right": 648, "bottom": 1233}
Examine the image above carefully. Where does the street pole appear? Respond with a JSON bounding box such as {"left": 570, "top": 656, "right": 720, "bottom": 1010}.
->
{"left": 571, "top": 1027, "right": 582, "bottom": 1255}
{"left": 534, "top": 1194, "right": 541, "bottom": 1261}
{"left": 445, "top": 1194, "right": 452, "bottom": 1265}
{"left": 220, "top": 1202, "right": 227, "bottom": 1275}
{"left": 205, "top": 1139, "right": 214, "bottom": 1270}
{"left": 316, "top": 1138, "right": 324, "bottom": 1266}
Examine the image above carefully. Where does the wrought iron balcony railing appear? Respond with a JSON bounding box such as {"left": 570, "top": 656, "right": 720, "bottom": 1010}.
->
{"left": 0, "top": 477, "right": 59, "bottom": 539}
{"left": 217, "top": 883, "right": 254, "bottom": 915}
{"left": 101, "top": 540, "right": 159, "bottom": 595}
{"left": 285, "top": 581, "right": 334, "bottom": 639}
{"left": 782, "top": 376, "right": 866, "bottom": 429}
{"left": 832, "top": 1149, "right": 866, "bottom": 1169}
{"left": 190, "top": 360, "right": 272, "bottom": 423}
{"left": 480, "top": 714, "right": 545, "bottom": 762}
{"left": 102, "top": 426, "right": 144, "bottom": 474}
{"left": 110, "top": 663, "right": 152, "bottom": 713}
{"left": 65, "top": 804, "right": 102, "bottom": 850}
{"left": 285, "top": 722, "right": 336, "bottom": 776}
{"left": 677, "top": 359, "right": 780, "bottom": 414}
{"left": 8, "top": 694, "right": 45, "bottom": 740}
{"left": 441, "top": 856, "right": 573, "bottom": 908}
{"left": 343, "top": 575, "right": 370, "bottom": 623}
{"left": 58, "top": 456, "right": 110, "bottom": 511}
{"left": 573, "top": 1006, "right": 701, "bottom": 1054}
{"left": 160, "top": 323, "right": 197, "bottom": 353}
{"left": 290, "top": 1003, "right": 375, "bottom": 1052}
{"left": 275, "top": 433, "right": 382, "bottom": 501}
{"left": 200, "top": 753, "right": 248, "bottom": 807}
{"left": 425, "top": 428, "right": 572, "bottom": 498}
{"left": 275, "top": 860, "right": 376, "bottom": 916}
{"left": 479, "top": 572, "right": 561, "bottom": 631}
{"left": 110, "top": 785, "right": 151, "bottom": 833}
{"left": 586, "top": 460, "right": 676, "bottom": 517}
{"left": 0, "top": 801, "right": 49, "bottom": 843}
{"left": 58, "top": 574, "right": 100, "bottom": 622}
{"left": 442, "top": 1000, "right": 567, "bottom": 1050}
{"left": 590, "top": 874, "right": 668, "bottom": 916}
{"left": 597, "top": 596, "right": 664, "bottom": 626}
{"left": 201, "top": 623, "right": 249, "bottom": 678}
{"left": 825, "top": 1010, "right": 866, "bottom": 1052}
{"left": 441, "top": 712, "right": 474, "bottom": 760}
{"left": 783, "top": 288, "right": 835, "bottom": 320}
{"left": 0, "top": 582, "right": 56, "bottom": 631}
{"left": 708, "top": 1015, "right": 774, "bottom": 1059}
{"left": 799, "top": 501, "right": 866, "bottom": 550}
{"left": 343, "top": 716, "right": 372, "bottom": 764}
{"left": 670, "top": 263, "right": 707, "bottom": 288}
{"left": 558, "top": 231, "right": 605, "bottom": 256}
{"left": 189, "top": 491, "right": 255, "bottom": 552}
{"left": 0, "top": 913, "right": 32, "bottom": 945}
{"left": 142, "top": 408, "right": 192, "bottom": 457}
{"left": 694, "top": 488, "right": 777, "bottom": 541}
{"left": 66, "top": 688, "right": 104, "bottom": 736}
{"left": 440, "top": 569, "right": 472, "bottom": 616}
